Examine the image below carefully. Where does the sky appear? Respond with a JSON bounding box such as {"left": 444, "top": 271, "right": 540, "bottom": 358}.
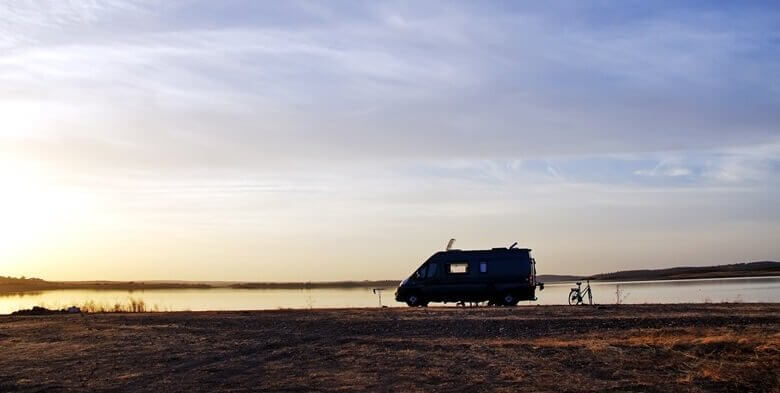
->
{"left": 1, "top": 0, "right": 779, "bottom": 281}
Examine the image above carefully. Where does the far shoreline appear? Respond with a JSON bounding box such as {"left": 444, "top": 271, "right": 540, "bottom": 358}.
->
{"left": 2, "top": 272, "right": 779, "bottom": 294}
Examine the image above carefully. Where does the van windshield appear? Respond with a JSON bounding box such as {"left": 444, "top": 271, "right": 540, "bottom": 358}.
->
{"left": 415, "top": 265, "right": 427, "bottom": 279}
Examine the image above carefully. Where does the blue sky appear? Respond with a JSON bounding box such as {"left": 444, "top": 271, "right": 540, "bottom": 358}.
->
{"left": 0, "top": 1, "right": 778, "bottom": 280}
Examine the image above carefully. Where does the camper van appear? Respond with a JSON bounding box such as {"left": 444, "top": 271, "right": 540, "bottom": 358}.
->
{"left": 395, "top": 244, "right": 543, "bottom": 307}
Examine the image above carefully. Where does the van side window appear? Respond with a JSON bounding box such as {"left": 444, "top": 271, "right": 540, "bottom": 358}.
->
{"left": 480, "top": 262, "right": 487, "bottom": 273}
{"left": 427, "top": 263, "right": 438, "bottom": 278}
{"left": 448, "top": 263, "right": 468, "bottom": 274}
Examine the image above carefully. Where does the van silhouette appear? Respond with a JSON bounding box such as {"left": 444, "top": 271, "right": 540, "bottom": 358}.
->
{"left": 394, "top": 245, "right": 543, "bottom": 306}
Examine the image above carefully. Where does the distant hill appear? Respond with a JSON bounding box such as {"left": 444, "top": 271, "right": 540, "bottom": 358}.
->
{"left": 536, "top": 274, "right": 582, "bottom": 282}
{"left": 229, "top": 280, "right": 400, "bottom": 290}
{"left": 586, "top": 261, "right": 780, "bottom": 282}
{"left": 2, "top": 262, "right": 778, "bottom": 293}
{"left": 0, "top": 276, "right": 210, "bottom": 293}
{"left": 0, "top": 277, "right": 399, "bottom": 293}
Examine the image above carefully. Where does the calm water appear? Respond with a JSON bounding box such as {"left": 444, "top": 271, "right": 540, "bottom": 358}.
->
{"left": 1, "top": 276, "right": 778, "bottom": 314}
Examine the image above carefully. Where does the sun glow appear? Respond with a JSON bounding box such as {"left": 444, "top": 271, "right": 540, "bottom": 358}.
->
{"left": 0, "top": 160, "right": 92, "bottom": 264}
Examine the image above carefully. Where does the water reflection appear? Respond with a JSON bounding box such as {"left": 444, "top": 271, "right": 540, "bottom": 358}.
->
{"left": 0, "top": 291, "right": 43, "bottom": 298}
{"left": 1, "top": 276, "right": 778, "bottom": 314}
{"left": 533, "top": 276, "right": 780, "bottom": 305}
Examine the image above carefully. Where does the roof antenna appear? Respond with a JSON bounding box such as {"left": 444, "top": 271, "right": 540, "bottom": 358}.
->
{"left": 446, "top": 238, "right": 456, "bottom": 251}
{"left": 509, "top": 242, "right": 518, "bottom": 249}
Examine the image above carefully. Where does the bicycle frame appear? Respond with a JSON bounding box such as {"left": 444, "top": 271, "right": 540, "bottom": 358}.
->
{"left": 569, "top": 281, "right": 593, "bottom": 305}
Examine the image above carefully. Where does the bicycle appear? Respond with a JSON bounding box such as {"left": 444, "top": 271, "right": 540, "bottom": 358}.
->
{"left": 568, "top": 281, "right": 593, "bottom": 305}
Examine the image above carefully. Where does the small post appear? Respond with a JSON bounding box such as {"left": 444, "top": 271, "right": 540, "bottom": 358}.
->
{"left": 372, "top": 288, "right": 384, "bottom": 307}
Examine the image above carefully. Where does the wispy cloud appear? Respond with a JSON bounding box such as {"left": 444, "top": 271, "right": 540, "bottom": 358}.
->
{"left": 2, "top": 1, "right": 779, "bottom": 169}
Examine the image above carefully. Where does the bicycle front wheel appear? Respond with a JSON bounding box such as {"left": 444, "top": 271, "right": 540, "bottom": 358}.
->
{"left": 568, "top": 289, "right": 578, "bottom": 305}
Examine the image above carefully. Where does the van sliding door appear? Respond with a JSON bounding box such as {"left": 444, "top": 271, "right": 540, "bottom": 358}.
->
{"left": 437, "top": 262, "right": 485, "bottom": 301}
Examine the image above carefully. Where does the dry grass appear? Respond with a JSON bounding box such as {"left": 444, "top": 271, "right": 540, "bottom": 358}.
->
{"left": 0, "top": 304, "right": 777, "bottom": 392}
{"left": 74, "top": 297, "right": 164, "bottom": 313}
{"left": 527, "top": 327, "right": 779, "bottom": 387}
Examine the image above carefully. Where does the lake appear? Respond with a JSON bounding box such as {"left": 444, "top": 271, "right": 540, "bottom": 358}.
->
{"left": 1, "top": 276, "right": 778, "bottom": 314}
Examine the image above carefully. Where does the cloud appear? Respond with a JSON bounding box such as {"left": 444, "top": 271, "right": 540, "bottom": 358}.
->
{"left": 633, "top": 160, "right": 692, "bottom": 178}
{"left": 1, "top": 1, "right": 779, "bottom": 177}
{"left": 701, "top": 143, "right": 780, "bottom": 183}
{"left": 665, "top": 168, "right": 692, "bottom": 177}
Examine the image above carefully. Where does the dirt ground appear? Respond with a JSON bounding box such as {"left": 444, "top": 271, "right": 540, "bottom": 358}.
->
{"left": 0, "top": 304, "right": 777, "bottom": 392}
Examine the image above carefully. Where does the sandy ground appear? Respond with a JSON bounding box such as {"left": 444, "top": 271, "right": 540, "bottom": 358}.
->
{"left": 0, "top": 304, "right": 778, "bottom": 392}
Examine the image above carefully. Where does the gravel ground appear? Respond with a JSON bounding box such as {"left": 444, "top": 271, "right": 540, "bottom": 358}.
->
{"left": 0, "top": 304, "right": 778, "bottom": 392}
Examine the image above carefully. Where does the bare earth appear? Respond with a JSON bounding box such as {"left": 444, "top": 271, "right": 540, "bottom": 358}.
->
{"left": 0, "top": 304, "right": 778, "bottom": 393}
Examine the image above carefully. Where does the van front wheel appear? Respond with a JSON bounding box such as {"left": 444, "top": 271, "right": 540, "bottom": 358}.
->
{"left": 406, "top": 294, "right": 427, "bottom": 307}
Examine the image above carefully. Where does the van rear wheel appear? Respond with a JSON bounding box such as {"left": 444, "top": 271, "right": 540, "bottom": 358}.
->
{"left": 502, "top": 293, "right": 519, "bottom": 307}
